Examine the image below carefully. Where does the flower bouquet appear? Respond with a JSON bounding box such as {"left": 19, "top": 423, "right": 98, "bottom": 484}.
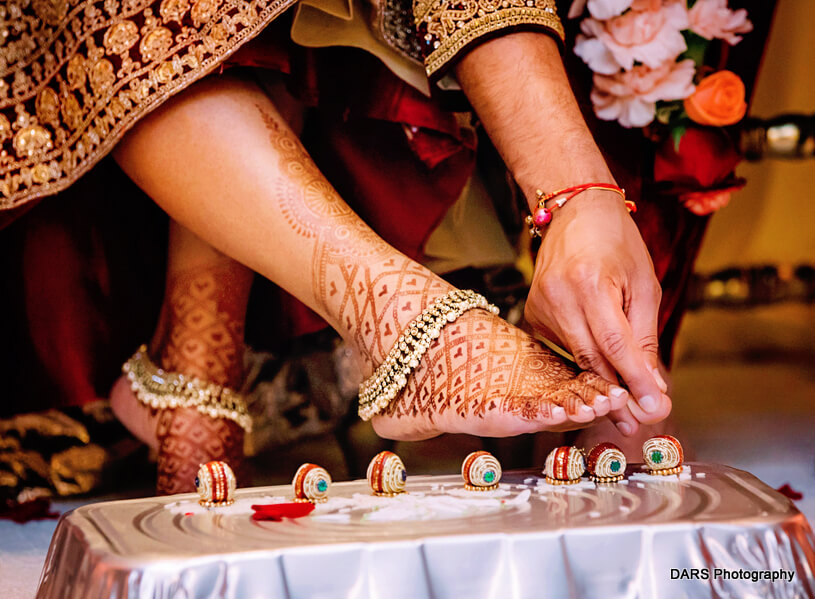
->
{"left": 568, "top": 0, "right": 754, "bottom": 214}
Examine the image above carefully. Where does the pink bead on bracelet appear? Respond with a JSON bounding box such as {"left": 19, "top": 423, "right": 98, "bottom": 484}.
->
{"left": 525, "top": 182, "right": 635, "bottom": 237}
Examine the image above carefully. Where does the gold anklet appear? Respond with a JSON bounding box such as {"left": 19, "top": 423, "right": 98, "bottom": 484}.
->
{"left": 123, "top": 345, "right": 252, "bottom": 432}
{"left": 357, "top": 289, "right": 499, "bottom": 421}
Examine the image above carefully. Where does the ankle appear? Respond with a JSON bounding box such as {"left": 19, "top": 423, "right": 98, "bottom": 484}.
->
{"left": 148, "top": 327, "right": 245, "bottom": 389}
{"left": 332, "top": 261, "right": 456, "bottom": 375}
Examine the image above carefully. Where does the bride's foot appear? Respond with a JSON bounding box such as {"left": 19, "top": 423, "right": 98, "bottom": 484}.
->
{"left": 110, "top": 373, "right": 160, "bottom": 451}
{"left": 110, "top": 373, "right": 245, "bottom": 494}
{"left": 373, "top": 309, "right": 627, "bottom": 440}
{"left": 325, "top": 257, "right": 629, "bottom": 441}
{"left": 110, "top": 240, "right": 253, "bottom": 494}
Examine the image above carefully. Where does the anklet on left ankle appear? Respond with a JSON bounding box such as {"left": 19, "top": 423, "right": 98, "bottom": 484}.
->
{"left": 357, "top": 289, "right": 498, "bottom": 421}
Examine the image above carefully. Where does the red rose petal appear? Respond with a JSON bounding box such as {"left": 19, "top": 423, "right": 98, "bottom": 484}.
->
{"left": 776, "top": 484, "right": 803, "bottom": 501}
{"left": 251, "top": 502, "right": 315, "bottom": 521}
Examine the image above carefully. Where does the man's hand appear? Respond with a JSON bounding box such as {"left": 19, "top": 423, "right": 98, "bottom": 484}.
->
{"left": 455, "top": 31, "right": 671, "bottom": 435}
{"left": 526, "top": 190, "right": 671, "bottom": 434}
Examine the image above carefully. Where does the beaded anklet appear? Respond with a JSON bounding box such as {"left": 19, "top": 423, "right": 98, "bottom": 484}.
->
{"left": 123, "top": 345, "right": 252, "bottom": 432}
{"left": 357, "top": 289, "right": 499, "bottom": 421}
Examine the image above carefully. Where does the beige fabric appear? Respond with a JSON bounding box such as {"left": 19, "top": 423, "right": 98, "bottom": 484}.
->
{"left": 422, "top": 169, "right": 516, "bottom": 274}
{"left": 291, "top": 0, "right": 432, "bottom": 94}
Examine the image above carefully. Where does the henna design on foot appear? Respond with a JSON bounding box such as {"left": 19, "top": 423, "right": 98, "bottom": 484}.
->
{"left": 155, "top": 408, "right": 245, "bottom": 495}
{"left": 154, "top": 260, "right": 249, "bottom": 389}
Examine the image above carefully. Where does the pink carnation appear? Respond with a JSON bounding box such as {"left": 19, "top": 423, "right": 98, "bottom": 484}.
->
{"left": 688, "top": 0, "right": 753, "bottom": 45}
{"left": 574, "top": 0, "right": 689, "bottom": 73}
{"left": 591, "top": 59, "right": 696, "bottom": 127}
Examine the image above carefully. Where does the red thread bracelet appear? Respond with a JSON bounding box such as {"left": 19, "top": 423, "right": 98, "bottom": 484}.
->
{"left": 525, "top": 183, "right": 635, "bottom": 237}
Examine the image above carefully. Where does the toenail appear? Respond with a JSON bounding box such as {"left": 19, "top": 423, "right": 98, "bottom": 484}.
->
{"left": 552, "top": 406, "right": 566, "bottom": 418}
{"left": 610, "top": 387, "right": 627, "bottom": 398}
{"left": 638, "top": 395, "right": 658, "bottom": 412}
{"left": 617, "top": 422, "right": 633, "bottom": 435}
{"left": 595, "top": 395, "right": 608, "bottom": 405}
{"left": 579, "top": 405, "right": 594, "bottom": 416}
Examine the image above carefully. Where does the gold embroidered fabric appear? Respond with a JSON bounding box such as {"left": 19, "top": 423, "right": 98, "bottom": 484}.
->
{"left": 0, "top": 0, "right": 297, "bottom": 209}
{"left": 413, "top": 0, "right": 564, "bottom": 77}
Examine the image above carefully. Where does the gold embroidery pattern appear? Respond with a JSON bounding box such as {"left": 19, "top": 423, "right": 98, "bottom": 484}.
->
{"left": 414, "top": 0, "right": 564, "bottom": 77}
{"left": 0, "top": 0, "right": 296, "bottom": 208}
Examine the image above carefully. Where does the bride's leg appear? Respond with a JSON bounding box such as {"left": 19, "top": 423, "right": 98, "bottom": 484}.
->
{"left": 110, "top": 221, "right": 253, "bottom": 493}
{"left": 114, "top": 74, "right": 629, "bottom": 441}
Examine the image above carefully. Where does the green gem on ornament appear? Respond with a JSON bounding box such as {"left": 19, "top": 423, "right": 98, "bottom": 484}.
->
{"left": 610, "top": 460, "right": 621, "bottom": 473}
{"left": 484, "top": 471, "right": 495, "bottom": 483}
{"left": 317, "top": 480, "right": 328, "bottom": 492}
{"left": 651, "top": 450, "right": 663, "bottom": 464}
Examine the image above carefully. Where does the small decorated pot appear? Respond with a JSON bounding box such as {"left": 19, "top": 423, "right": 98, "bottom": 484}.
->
{"left": 292, "top": 463, "right": 332, "bottom": 503}
{"left": 367, "top": 451, "right": 407, "bottom": 496}
{"left": 544, "top": 446, "right": 585, "bottom": 485}
{"left": 586, "top": 443, "right": 626, "bottom": 483}
{"left": 195, "top": 461, "right": 237, "bottom": 507}
{"left": 461, "top": 451, "right": 502, "bottom": 491}
{"left": 643, "top": 435, "right": 684, "bottom": 475}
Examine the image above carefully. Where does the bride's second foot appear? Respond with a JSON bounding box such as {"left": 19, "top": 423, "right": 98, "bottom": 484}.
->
{"left": 111, "top": 373, "right": 246, "bottom": 494}
{"left": 110, "top": 374, "right": 160, "bottom": 451}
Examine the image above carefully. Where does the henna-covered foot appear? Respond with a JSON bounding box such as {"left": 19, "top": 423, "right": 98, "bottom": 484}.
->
{"left": 369, "top": 308, "right": 627, "bottom": 441}
{"left": 314, "top": 253, "right": 628, "bottom": 441}
{"left": 155, "top": 407, "right": 245, "bottom": 495}
{"left": 110, "top": 243, "right": 252, "bottom": 494}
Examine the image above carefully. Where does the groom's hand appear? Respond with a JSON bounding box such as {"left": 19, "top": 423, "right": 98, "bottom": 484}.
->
{"left": 455, "top": 31, "right": 671, "bottom": 434}
{"left": 524, "top": 189, "right": 671, "bottom": 434}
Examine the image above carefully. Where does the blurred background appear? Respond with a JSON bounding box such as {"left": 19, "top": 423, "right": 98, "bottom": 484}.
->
{"left": 0, "top": 0, "right": 812, "bottom": 538}
{"left": 0, "top": 0, "right": 813, "bottom": 595}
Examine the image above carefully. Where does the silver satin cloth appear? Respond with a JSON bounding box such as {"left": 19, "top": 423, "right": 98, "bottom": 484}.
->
{"left": 36, "top": 463, "right": 815, "bottom": 598}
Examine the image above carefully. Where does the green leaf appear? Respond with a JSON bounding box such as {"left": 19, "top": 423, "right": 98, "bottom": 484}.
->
{"left": 682, "top": 32, "right": 710, "bottom": 68}
{"left": 656, "top": 102, "right": 682, "bottom": 125}
{"left": 672, "top": 125, "right": 687, "bottom": 152}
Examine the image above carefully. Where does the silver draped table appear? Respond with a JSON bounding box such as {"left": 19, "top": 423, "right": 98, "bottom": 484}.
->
{"left": 36, "top": 463, "right": 815, "bottom": 598}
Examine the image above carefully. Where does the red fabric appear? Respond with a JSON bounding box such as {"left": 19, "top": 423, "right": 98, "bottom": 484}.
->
{"left": 654, "top": 127, "right": 743, "bottom": 192}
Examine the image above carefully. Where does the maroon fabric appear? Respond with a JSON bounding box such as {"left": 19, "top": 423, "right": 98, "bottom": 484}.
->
{"left": 0, "top": 498, "right": 59, "bottom": 523}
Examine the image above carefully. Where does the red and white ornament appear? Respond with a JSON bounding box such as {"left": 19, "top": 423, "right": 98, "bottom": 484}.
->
{"left": 586, "top": 442, "right": 626, "bottom": 483}
{"left": 643, "top": 435, "right": 684, "bottom": 475}
{"left": 367, "top": 451, "right": 407, "bottom": 496}
{"left": 195, "top": 461, "right": 237, "bottom": 507}
{"left": 292, "top": 463, "right": 332, "bottom": 503}
{"left": 544, "top": 446, "right": 586, "bottom": 485}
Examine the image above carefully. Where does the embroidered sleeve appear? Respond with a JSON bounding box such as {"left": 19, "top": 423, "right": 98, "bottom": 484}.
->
{"left": 414, "top": 0, "right": 564, "bottom": 78}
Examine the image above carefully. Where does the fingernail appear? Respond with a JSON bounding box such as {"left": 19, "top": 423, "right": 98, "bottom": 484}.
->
{"left": 610, "top": 387, "right": 628, "bottom": 398}
{"left": 617, "top": 422, "right": 633, "bottom": 436}
{"left": 652, "top": 368, "right": 668, "bottom": 393}
{"left": 638, "top": 394, "right": 658, "bottom": 412}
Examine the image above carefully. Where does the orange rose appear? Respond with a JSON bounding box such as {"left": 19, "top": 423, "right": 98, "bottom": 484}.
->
{"left": 684, "top": 70, "right": 747, "bottom": 127}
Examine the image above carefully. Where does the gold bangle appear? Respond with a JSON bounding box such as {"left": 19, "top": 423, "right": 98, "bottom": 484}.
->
{"left": 357, "top": 289, "right": 499, "bottom": 421}
{"left": 123, "top": 345, "right": 252, "bottom": 432}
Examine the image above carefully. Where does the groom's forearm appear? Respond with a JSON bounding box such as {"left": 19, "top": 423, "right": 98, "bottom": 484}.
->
{"left": 455, "top": 31, "right": 615, "bottom": 209}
